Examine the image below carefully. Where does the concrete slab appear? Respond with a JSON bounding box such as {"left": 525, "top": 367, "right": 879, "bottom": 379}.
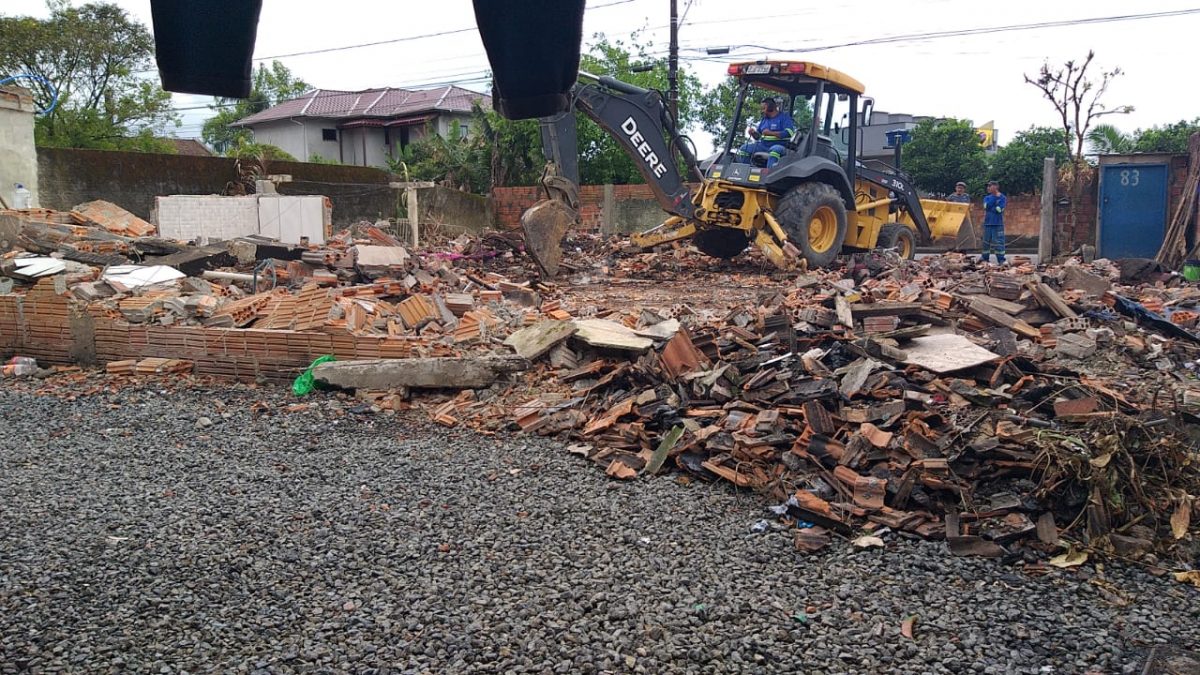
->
{"left": 903, "top": 334, "right": 1000, "bottom": 374}
{"left": 314, "top": 356, "right": 529, "bottom": 390}
{"left": 572, "top": 318, "right": 653, "bottom": 352}
{"left": 504, "top": 320, "right": 577, "bottom": 360}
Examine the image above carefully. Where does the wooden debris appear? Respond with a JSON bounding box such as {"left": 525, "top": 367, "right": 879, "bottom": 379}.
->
{"left": 967, "top": 298, "right": 1040, "bottom": 339}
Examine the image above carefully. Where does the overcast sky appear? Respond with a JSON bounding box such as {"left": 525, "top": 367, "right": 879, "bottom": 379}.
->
{"left": 7, "top": 0, "right": 1200, "bottom": 147}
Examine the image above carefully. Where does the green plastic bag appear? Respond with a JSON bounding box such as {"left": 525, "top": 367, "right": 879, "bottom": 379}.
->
{"left": 292, "top": 354, "right": 336, "bottom": 396}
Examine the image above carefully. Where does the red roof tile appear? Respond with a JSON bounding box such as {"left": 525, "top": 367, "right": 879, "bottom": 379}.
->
{"left": 164, "top": 138, "right": 214, "bottom": 156}
{"left": 233, "top": 85, "right": 490, "bottom": 127}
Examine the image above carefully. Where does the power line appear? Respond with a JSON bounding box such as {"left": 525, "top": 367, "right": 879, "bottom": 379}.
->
{"left": 248, "top": 0, "right": 637, "bottom": 62}
{"left": 173, "top": 4, "right": 1199, "bottom": 123}
{"left": 257, "top": 27, "right": 477, "bottom": 61}
{"left": 699, "top": 7, "right": 1200, "bottom": 58}
{"left": 133, "top": 0, "right": 637, "bottom": 76}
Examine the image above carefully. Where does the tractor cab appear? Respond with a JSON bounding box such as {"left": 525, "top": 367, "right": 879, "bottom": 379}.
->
{"left": 709, "top": 60, "right": 868, "bottom": 198}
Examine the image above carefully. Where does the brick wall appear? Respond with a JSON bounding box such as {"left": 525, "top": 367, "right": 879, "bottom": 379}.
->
{"left": 968, "top": 194, "right": 1041, "bottom": 238}
{"left": 493, "top": 186, "right": 542, "bottom": 231}
{"left": 495, "top": 182, "right": 1050, "bottom": 240}
{"left": 492, "top": 184, "right": 614, "bottom": 231}
{"left": 0, "top": 278, "right": 433, "bottom": 382}
{"left": 1055, "top": 175, "right": 1099, "bottom": 252}
{"left": 492, "top": 183, "right": 687, "bottom": 232}
{"left": 499, "top": 159, "right": 1192, "bottom": 253}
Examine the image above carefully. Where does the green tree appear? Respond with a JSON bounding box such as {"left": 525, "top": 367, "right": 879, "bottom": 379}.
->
{"left": 576, "top": 31, "right": 703, "bottom": 184}
{"left": 1086, "top": 123, "right": 1134, "bottom": 155}
{"left": 697, "top": 76, "right": 813, "bottom": 154}
{"left": 989, "top": 126, "right": 1071, "bottom": 194}
{"left": 1133, "top": 118, "right": 1200, "bottom": 153}
{"left": 0, "top": 1, "right": 178, "bottom": 152}
{"left": 390, "top": 119, "right": 489, "bottom": 193}
{"left": 470, "top": 101, "right": 543, "bottom": 188}
{"left": 902, "top": 118, "right": 988, "bottom": 195}
{"left": 226, "top": 137, "right": 296, "bottom": 162}
{"left": 203, "top": 61, "right": 310, "bottom": 155}
{"left": 384, "top": 100, "right": 538, "bottom": 193}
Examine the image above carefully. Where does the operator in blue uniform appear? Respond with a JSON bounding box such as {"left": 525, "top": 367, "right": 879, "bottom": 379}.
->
{"left": 738, "top": 96, "right": 796, "bottom": 168}
{"left": 981, "top": 180, "right": 1007, "bottom": 264}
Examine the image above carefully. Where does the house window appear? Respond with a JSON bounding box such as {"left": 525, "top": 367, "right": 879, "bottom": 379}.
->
{"left": 400, "top": 127, "right": 410, "bottom": 149}
{"left": 322, "top": 128, "right": 337, "bottom": 141}
{"left": 458, "top": 123, "right": 469, "bottom": 140}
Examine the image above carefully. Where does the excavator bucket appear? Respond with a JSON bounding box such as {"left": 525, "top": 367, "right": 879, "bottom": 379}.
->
{"left": 521, "top": 199, "right": 576, "bottom": 278}
{"left": 918, "top": 199, "right": 974, "bottom": 248}
{"left": 520, "top": 164, "right": 580, "bottom": 278}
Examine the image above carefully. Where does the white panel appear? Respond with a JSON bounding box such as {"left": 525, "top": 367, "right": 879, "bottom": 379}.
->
{"left": 258, "top": 196, "right": 283, "bottom": 240}
{"left": 260, "top": 195, "right": 325, "bottom": 245}
{"left": 298, "top": 196, "right": 327, "bottom": 244}
{"left": 155, "top": 195, "right": 259, "bottom": 244}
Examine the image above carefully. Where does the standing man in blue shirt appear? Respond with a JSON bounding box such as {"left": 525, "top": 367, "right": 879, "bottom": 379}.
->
{"left": 981, "top": 180, "right": 1007, "bottom": 264}
{"left": 738, "top": 96, "right": 796, "bottom": 168}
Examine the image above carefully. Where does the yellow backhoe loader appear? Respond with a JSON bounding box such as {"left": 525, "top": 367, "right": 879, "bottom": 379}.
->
{"left": 519, "top": 60, "right": 973, "bottom": 276}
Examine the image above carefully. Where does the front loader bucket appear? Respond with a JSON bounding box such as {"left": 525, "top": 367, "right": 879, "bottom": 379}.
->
{"left": 919, "top": 199, "right": 972, "bottom": 245}
{"left": 520, "top": 199, "right": 577, "bottom": 278}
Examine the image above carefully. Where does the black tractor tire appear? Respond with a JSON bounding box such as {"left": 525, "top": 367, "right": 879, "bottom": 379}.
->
{"left": 693, "top": 228, "right": 750, "bottom": 259}
{"left": 876, "top": 224, "right": 917, "bottom": 259}
{"left": 775, "top": 182, "right": 848, "bottom": 269}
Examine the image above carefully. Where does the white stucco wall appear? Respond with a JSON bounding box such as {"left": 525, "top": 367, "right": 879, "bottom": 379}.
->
{"left": 247, "top": 119, "right": 342, "bottom": 163}
{"left": 0, "top": 87, "right": 38, "bottom": 208}
{"left": 435, "top": 112, "right": 473, "bottom": 140}
{"left": 246, "top": 113, "right": 466, "bottom": 169}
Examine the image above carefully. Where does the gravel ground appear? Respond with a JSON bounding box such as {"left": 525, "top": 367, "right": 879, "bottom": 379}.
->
{"left": 1, "top": 379, "right": 1197, "bottom": 674}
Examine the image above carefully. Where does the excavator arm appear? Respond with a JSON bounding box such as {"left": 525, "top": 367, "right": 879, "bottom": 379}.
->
{"left": 854, "top": 160, "right": 933, "bottom": 244}
{"left": 521, "top": 71, "right": 702, "bottom": 277}
{"left": 572, "top": 73, "right": 702, "bottom": 217}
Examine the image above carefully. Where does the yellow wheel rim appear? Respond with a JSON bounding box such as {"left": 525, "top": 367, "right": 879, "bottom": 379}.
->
{"left": 808, "top": 206, "right": 838, "bottom": 253}
{"left": 899, "top": 235, "right": 912, "bottom": 258}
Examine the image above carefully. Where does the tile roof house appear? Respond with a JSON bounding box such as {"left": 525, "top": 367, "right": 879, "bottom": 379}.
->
{"left": 164, "top": 138, "right": 214, "bottom": 156}
{"left": 232, "top": 85, "right": 491, "bottom": 168}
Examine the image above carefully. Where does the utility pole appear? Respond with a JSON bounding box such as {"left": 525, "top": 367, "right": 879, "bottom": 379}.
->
{"left": 668, "top": 0, "right": 679, "bottom": 123}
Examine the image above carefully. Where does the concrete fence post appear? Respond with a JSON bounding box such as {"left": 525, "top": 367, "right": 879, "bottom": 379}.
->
{"left": 603, "top": 184, "right": 615, "bottom": 234}
{"left": 1039, "top": 158, "right": 1056, "bottom": 264}
{"left": 407, "top": 185, "right": 419, "bottom": 247}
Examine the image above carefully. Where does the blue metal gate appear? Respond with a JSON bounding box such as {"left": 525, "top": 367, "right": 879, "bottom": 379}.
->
{"left": 1099, "top": 163, "right": 1168, "bottom": 259}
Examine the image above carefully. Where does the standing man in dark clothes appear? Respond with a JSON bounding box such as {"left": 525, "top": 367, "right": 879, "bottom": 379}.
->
{"left": 981, "top": 180, "right": 1007, "bottom": 264}
{"left": 947, "top": 181, "right": 971, "bottom": 203}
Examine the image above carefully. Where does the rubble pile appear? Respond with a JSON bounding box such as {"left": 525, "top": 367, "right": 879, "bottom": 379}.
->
{"left": 2, "top": 207, "right": 550, "bottom": 356}
{"left": 2, "top": 203, "right": 1199, "bottom": 564}
{"left": 459, "top": 252, "right": 1200, "bottom": 563}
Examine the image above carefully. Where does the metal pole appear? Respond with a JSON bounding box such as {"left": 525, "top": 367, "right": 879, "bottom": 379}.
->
{"left": 668, "top": 0, "right": 679, "bottom": 123}
{"left": 1039, "top": 157, "right": 1056, "bottom": 263}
